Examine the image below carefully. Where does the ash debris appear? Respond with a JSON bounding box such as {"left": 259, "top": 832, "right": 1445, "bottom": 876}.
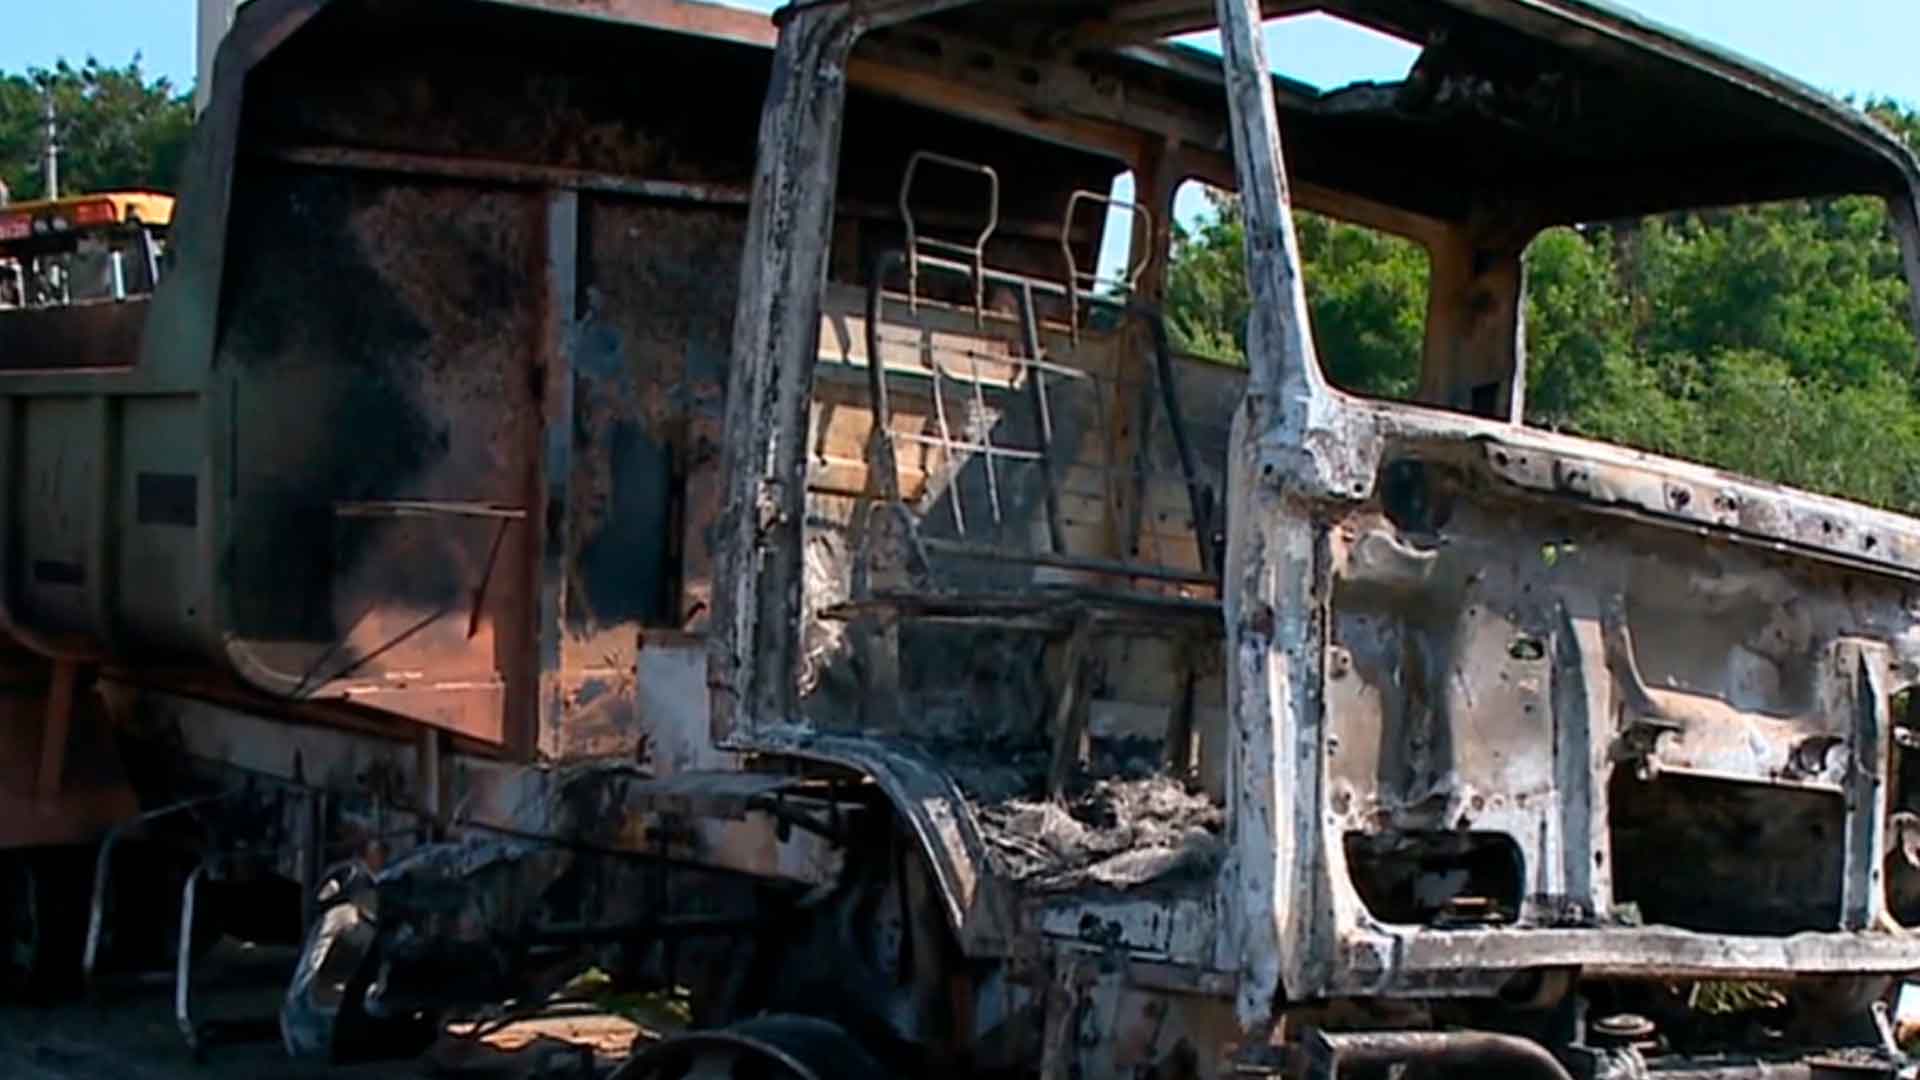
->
{"left": 927, "top": 737, "right": 1224, "bottom": 893}
{"left": 973, "top": 772, "right": 1224, "bottom": 893}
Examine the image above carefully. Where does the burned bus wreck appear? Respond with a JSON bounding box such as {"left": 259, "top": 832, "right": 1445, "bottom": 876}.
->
{"left": 7, "top": 0, "right": 1920, "bottom": 1076}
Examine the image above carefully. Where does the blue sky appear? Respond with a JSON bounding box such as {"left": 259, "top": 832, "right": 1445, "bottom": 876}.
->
{"left": 3, "top": 1, "right": 1916, "bottom": 108}
{"left": 6, "top": 0, "right": 1913, "bottom": 269}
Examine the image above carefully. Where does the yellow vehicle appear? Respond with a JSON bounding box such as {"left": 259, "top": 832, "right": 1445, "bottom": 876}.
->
{"left": 0, "top": 191, "right": 173, "bottom": 310}
{"left": 0, "top": 191, "right": 172, "bottom": 373}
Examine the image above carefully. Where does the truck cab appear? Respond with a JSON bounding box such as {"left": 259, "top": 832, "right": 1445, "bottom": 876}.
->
{"left": 708, "top": 0, "right": 1920, "bottom": 1075}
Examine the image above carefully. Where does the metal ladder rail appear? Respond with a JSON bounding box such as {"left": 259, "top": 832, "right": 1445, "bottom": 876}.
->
{"left": 864, "top": 249, "right": 1218, "bottom": 580}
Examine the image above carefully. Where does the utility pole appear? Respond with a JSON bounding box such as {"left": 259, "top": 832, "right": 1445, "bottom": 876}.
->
{"left": 41, "top": 89, "right": 58, "bottom": 201}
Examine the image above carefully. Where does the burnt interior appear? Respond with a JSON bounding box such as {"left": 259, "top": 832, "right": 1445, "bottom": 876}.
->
{"left": 796, "top": 188, "right": 1235, "bottom": 892}
{"left": 1345, "top": 831, "right": 1524, "bottom": 926}
{"left": 201, "top": 0, "right": 1124, "bottom": 745}
{"left": 920, "top": 0, "right": 1910, "bottom": 221}
{"left": 1608, "top": 773, "right": 1846, "bottom": 934}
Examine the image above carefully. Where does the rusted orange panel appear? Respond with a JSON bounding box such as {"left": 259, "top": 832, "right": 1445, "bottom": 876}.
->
{"left": 501, "top": 0, "right": 773, "bottom": 47}
{"left": 0, "top": 679, "right": 135, "bottom": 846}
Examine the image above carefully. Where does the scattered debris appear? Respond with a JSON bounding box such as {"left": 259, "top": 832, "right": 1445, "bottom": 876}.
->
{"left": 975, "top": 776, "right": 1224, "bottom": 891}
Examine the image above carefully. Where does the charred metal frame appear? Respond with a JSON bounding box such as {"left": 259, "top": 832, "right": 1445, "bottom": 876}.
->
{"left": 6, "top": 0, "right": 1920, "bottom": 1074}
{"left": 716, "top": 0, "right": 1920, "bottom": 1050}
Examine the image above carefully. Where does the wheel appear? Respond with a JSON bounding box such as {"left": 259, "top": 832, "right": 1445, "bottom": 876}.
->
{"left": 610, "top": 1015, "right": 892, "bottom": 1080}
{"left": 0, "top": 847, "right": 91, "bottom": 1001}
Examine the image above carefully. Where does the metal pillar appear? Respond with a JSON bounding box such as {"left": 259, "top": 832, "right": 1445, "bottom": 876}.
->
{"left": 195, "top": 0, "right": 241, "bottom": 115}
{"left": 41, "top": 92, "right": 57, "bottom": 200}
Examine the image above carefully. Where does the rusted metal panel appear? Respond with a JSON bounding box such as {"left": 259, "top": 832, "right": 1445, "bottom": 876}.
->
{"left": 539, "top": 200, "right": 749, "bottom": 760}
{"left": 0, "top": 676, "right": 136, "bottom": 847}
{"left": 210, "top": 172, "right": 547, "bottom": 745}
{"left": 0, "top": 0, "right": 788, "bottom": 750}
{"left": 0, "top": 0, "right": 1134, "bottom": 760}
{"left": 0, "top": 302, "right": 147, "bottom": 374}
{"left": 483, "top": 0, "right": 774, "bottom": 47}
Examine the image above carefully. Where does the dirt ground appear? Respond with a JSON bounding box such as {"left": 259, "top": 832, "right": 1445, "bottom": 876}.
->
{"left": 0, "top": 943, "right": 645, "bottom": 1079}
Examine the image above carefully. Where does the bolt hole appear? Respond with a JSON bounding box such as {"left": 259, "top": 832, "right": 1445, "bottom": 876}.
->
{"left": 1509, "top": 636, "right": 1546, "bottom": 661}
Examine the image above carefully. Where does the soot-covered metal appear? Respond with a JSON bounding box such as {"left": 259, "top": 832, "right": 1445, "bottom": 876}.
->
{"left": 10, "top": 0, "right": 1920, "bottom": 1077}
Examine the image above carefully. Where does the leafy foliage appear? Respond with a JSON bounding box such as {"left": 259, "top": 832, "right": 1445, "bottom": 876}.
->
{"left": 1164, "top": 102, "right": 1920, "bottom": 513}
{"left": 1165, "top": 187, "right": 1252, "bottom": 363}
{"left": 1166, "top": 188, "right": 1429, "bottom": 399}
{"left": 0, "top": 57, "right": 193, "bottom": 202}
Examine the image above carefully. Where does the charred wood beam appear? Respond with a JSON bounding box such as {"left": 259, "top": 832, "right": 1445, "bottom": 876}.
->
{"left": 1105, "top": 41, "right": 1322, "bottom": 116}
{"left": 853, "top": 30, "right": 1462, "bottom": 243}
{"left": 852, "top": 28, "right": 1221, "bottom": 155}
{"left": 848, "top": 53, "right": 1152, "bottom": 164}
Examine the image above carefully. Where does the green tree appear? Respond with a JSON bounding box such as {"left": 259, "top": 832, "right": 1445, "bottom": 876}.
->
{"left": 1161, "top": 99, "right": 1920, "bottom": 514}
{"left": 0, "top": 57, "right": 193, "bottom": 201}
{"left": 1293, "top": 210, "right": 1428, "bottom": 400}
{"left": 1164, "top": 187, "right": 1250, "bottom": 363}
{"left": 1165, "top": 186, "right": 1428, "bottom": 399}
{"left": 1519, "top": 225, "right": 1636, "bottom": 429}
{"left": 1632, "top": 199, "right": 1912, "bottom": 387}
